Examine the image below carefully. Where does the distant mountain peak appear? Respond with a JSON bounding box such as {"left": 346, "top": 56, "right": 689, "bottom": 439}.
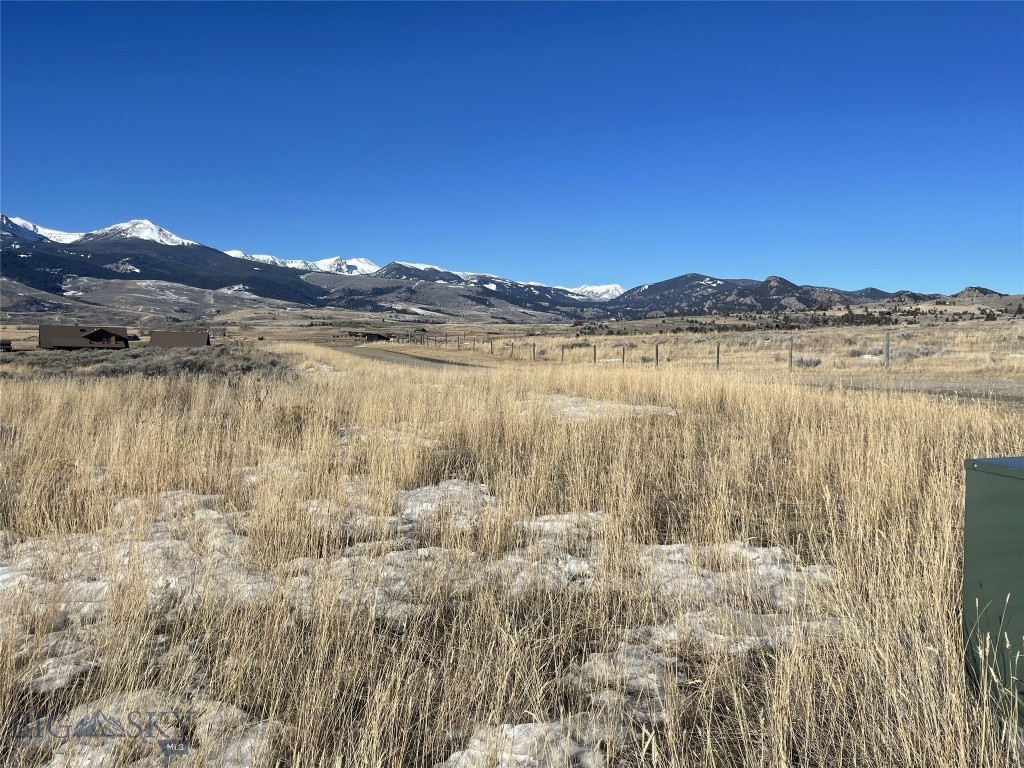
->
{"left": 318, "top": 256, "right": 380, "bottom": 275}
{"left": 81, "top": 219, "right": 195, "bottom": 246}
{"left": 6, "top": 215, "right": 85, "bottom": 244}
{"left": 225, "top": 249, "right": 380, "bottom": 275}
{"left": 568, "top": 284, "right": 625, "bottom": 301}
{"left": 395, "top": 261, "right": 447, "bottom": 271}
{"left": 953, "top": 285, "right": 1005, "bottom": 298}
{"left": 375, "top": 261, "right": 465, "bottom": 282}
{"left": 4, "top": 215, "right": 194, "bottom": 246}
{"left": 763, "top": 275, "right": 798, "bottom": 289}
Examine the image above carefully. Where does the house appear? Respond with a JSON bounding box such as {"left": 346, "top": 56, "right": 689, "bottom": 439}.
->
{"left": 347, "top": 331, "right": 394, "bottom": 342}
{"left": 38, "top": 326, "right": 131, "bottom": 350}
{"left": 148, "top": 330, "right": 211, "bottom": 348}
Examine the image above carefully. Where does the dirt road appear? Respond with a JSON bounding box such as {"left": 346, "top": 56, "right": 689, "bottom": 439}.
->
{"left": 807, "top": 378, "right": 1024, "bottom": 411}
{"left": 338, "top": 346, "right": 474, "bottom": 369}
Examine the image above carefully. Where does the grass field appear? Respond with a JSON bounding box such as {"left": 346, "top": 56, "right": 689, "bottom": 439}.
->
{"left": 365, "top": 320, "right": 1024, "bottom": 377}
{"left": 1, "top": 329, "right": 1022, "bottom": 766}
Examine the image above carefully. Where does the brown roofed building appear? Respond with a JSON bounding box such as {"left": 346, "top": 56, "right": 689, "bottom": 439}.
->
{"left": 148, "top": 330, "right": 211, "bottom": 348}
{"left": 348, "top": 331, "right": 394, "bottom": 342}
{"left": 38, "top": 326, "right": 131, "bottom": 350}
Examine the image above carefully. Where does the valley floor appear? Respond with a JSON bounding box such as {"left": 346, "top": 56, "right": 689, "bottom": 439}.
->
{"left": 0, "top": 335, "right": 1022, "bottom": 766}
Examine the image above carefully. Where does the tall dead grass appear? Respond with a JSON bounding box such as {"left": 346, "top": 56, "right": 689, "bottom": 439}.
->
{"left": 1, "top": 342, "right": 1022, "bottom": 766}
{"left": 389, "top": 321, "right": 1024, "bottom": 381}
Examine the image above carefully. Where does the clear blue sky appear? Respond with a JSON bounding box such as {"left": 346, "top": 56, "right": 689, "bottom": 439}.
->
{"left": 2, "top": 2, "right": 1021, "bottom": 293}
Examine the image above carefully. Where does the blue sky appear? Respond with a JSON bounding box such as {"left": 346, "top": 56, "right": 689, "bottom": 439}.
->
{"left": 2, "top": 2, "right": 1021, "bottom": 293}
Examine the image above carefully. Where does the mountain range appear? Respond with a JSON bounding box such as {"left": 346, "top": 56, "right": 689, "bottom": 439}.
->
{"left": 223, "top": 250, "right": 380, "bottom": 276}
{"left": 0, "top": 214, "right": 1009, "bottom": 323}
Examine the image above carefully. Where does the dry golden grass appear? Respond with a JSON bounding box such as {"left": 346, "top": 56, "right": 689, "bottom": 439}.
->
{"left": 382, "top": 319, "right": 1024, "bottom": 381}
{"left": 1, "top": 340, "right": 1022, "bottom": 766}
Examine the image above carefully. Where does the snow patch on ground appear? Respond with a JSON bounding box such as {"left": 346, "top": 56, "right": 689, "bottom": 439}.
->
{"left": 336, "top": 425, "right": 441, "bottom": 450}
{"left": 436, "top": 721, "right": 606, "bottom": 768}
{"left": 2, "top": 460, "right": 836, "bottom": 768}
{"left": 12, "top": 687, "right": 287, "bottom": 767}
{"left": 389, "top": 304, "right": 448, "bottom": 317}
{"left": 521, "top": 394, "right": 677, "bottom": 422}
{"left": 103, "top": 258, "right": 141, "bottom": 273}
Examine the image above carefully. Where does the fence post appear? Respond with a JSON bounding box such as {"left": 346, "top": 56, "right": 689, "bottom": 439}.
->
{"left": 561, "top": 346, "right": 565, "bottom": 362}
{"left": 716, "top": 341, "right": 721, "bottom": 370}
{"left": 788, "top": 336, "right": 794, "bottom": 370}
{"left": 655, "top": 343, "right": 659, "bottom": 368}
{"left": 884, "top": 330, "right": 891, "bottom": 368}
{"left": 511, "top": 342, "right": 514, "bottom": 359}
{"left": 489, "top": 340, "right": 493, "bottom": 355}
{"left": 621, "top": 346, "right": 625, "bottom": 367}
{"left": 532, "top": 343, "right": 536, "bottom": 361}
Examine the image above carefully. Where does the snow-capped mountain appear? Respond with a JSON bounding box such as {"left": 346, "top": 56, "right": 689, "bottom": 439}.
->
{"left": 6, "top": 216, "right": 193, "bottom": 246}
{"left": 378, "top": 264, "right": 624, "bottom": 303}
{"left": 224, "top": 250, "right": 380, "bottom": 275}
{"left": 316, "top": 256, "right": 379, "bottom": 275}
{"left": 1, "top": 214, "right": 329, "bottom": 306}
{"left": 375, "top": 262, "right": 466, "bottom": 282}
{"left": 8, "top": 216, "right": 85, "bottom": 244}
{"left": 6, "top": 212, "right": 965, "bottom": 322}
{"left": 305, "top": 261, "right": 599, "bottom": 320}
{"left": 396, "top": 261, "right": 447, "bottom": 272}
{"left": 77, "top": 219, "right": 195, "bottom": 246}
{"left": 568, "top": 284, "right": 625, "bottom": 301}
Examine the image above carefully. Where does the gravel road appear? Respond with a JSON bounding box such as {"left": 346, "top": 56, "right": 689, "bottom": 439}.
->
{"left": 338, "top": 346, "right": 474, "bottom": 369}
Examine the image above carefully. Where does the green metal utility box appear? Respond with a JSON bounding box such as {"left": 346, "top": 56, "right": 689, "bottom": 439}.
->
{"left": 964, "top": 456, "right": 1024, "bottom": 722}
